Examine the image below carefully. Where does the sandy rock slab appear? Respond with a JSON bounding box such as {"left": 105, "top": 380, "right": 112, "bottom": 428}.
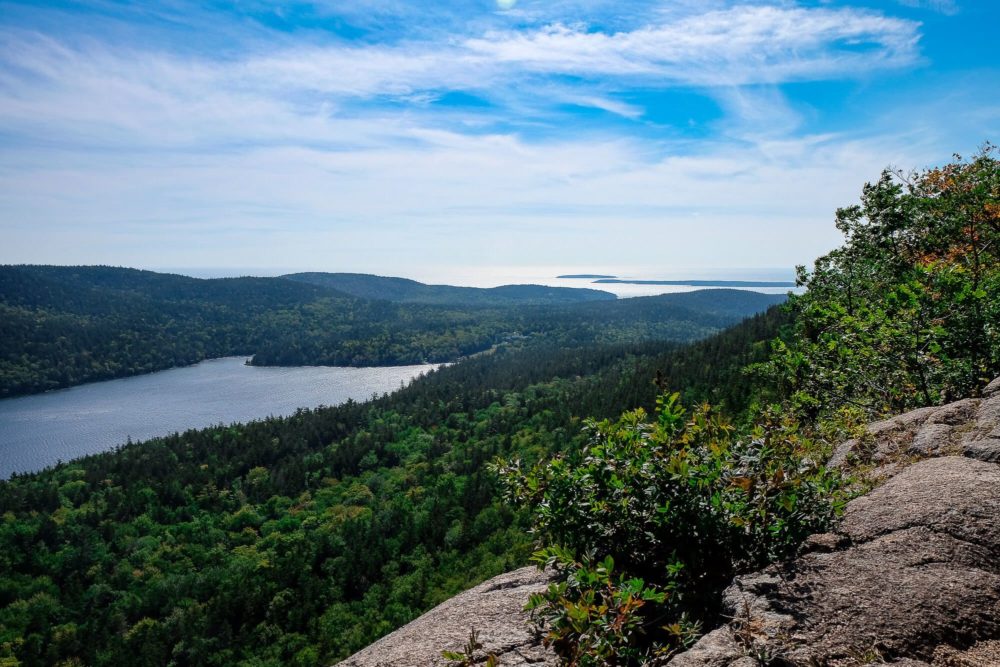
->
{"left": 669, "top": 456, "right": 1000, "bottom": 667}
{"left": 336, "top": 567, "right": 557, "bottom": 667}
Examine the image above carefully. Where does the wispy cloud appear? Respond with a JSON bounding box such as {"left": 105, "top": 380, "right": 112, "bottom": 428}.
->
{"left": 0, "top": 131, "right": 916, "bottom": 270}
{"left": 896, "top": 0, "right": 959, "bottom": 15}
{"left": 242, "top": 5, "right": 921, "bottom": 100}
{"left": 0, "top": 4, "right": 921, "bottom": 150}
{"left": 464, "top": 7, "right": 919, "bottom": 84}
{"left": 0, "top": 0, "right": 993, "bottom": 273}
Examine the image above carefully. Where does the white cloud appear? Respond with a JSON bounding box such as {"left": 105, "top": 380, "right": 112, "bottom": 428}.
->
{"left": 564, "top": 95, "right": 645, "bottom": 119}
{"left": 0, "top": 121, "right": 947, "bottom": 272}
{"left": 0, "top": 4, "right": 921, "bottom": 152}
{"left": 463, "top": 6, "right": 920, "bottom": 84}
{"left": 232, "top": 5, "right": 920, "bottom": 99}
{"left": 0, "top": 1, "right": 979, "bottom": 274}
{"left": 896, "top": 0, "right": 959, "bottom": 15}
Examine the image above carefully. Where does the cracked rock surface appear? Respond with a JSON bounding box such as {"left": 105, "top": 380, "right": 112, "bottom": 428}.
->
{"left": 335, "top": 566, "right": 556, "bottom": 666}
{"left": 669, "top": 380, "right": 1000, "bottom": 667}
{"left": 829, "top": 379, "right": 1000, "bottom": 469}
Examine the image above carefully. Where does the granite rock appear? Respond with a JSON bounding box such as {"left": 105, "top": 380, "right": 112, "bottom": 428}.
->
{"left": 336, "top": 567, "right": 556, "bottom": 666}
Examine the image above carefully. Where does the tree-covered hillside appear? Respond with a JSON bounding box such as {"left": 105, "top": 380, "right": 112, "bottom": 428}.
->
{"left": 0, "top": 305, "right": 784, "bottom": 667}
{"left": 0, "top": 266, "right": 784, "bottom": 398}
{"left": 495, "top": 146, "right": 1000, "bottom": 664}
{"left": 3, "top": 148, "right": 993, "bottom": 666}
{"left": 282, "top": 272, "right": 616, "bottom": 305}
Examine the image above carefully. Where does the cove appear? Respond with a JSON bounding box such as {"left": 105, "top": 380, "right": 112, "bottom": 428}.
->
{"left": 0, "top": 357, "right": 437, "bottom": 478}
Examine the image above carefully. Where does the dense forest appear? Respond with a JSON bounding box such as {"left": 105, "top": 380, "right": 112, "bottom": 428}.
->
{"left": 1, "top": 148, "right": 994, "bottom": 666}
{"left": 282, "top": 272, "right": 617, "bottom": 305}
{"left": 0, "top": 265, "right": 783, "bottom": 398}
{"left": 0, "top": 306, "right": 785, "bottom": 666}
{"left": 496, "top": 146, "right": 1000, "bottom": 663}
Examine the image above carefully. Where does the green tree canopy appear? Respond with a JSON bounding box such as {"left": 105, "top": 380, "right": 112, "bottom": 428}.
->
{"left": 762, "top": 144, "right": 1000, "bottom": 417}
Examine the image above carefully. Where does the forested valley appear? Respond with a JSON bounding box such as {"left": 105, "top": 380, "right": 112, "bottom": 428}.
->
{"left": 0, "top": 305, "right": 784, "bottom": 666}
{"left": 0, "top": 266, "right": 783, "bottom": 398}
{"left": 1, "top": 150, "right": 995, "bottom": 667}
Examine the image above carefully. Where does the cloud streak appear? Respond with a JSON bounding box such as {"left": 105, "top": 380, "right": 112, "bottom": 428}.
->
{"left": 0, "top": 0, "right": 993, "bottom": 275}
{"left": 464, "top": 7, "right": 919, "bottom": 84}
{"left": 1, "top": 4, "right": 921, "bottom": 149}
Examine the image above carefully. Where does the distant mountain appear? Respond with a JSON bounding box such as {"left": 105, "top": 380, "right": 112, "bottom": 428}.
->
{"left": 283, "top": 272, "right": 616, "bottom": 305}
{"left": 0, "top": 266, "right": 782, "bottom": 397}
{"left": 641, "top": 289, "right": 788, "bottom": 317}
{"left": 558, "top": 289, "right": 787, "bottom": 334}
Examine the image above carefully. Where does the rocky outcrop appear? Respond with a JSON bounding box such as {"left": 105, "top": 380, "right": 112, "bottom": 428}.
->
{"left": 336, "top": 567, "right": 557, "bottom": 666}
{"left": 829, "top": 378, "right": 1000, "bottom": 470}
{"left": 670, "top": 456, "right": 1000, "bottom": 666}
{"left": 670, "top": 380, "right": 1000, "bottom": 667}
{"left": 339, "top": 382, "right": 1000, "bottom": 667}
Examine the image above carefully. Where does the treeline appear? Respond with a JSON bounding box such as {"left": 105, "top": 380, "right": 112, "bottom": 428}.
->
{"left": 0, "top": 306, "right": 785, "bottom": 667}
{"left": 0, "top": 265, "right": 784, "bottom": 397}
{"left": 756, "top": 145, "right": 1000, "bottom": 417}
{"left": 282, "top": 272, "right": 617, "bottom": 305}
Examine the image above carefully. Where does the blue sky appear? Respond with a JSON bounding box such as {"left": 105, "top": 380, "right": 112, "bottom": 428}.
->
{"left": 0, "top": 0, "right": 997, "bottom": 280}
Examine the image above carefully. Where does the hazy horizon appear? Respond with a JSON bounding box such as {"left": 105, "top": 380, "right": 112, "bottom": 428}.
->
{"left": 3, "top": 262, "right": 801, "bottom": 297}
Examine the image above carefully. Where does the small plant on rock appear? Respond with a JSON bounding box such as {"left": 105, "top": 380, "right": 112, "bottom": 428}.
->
{"left": 442, "top": 627, "right": 499, "bottom": 667}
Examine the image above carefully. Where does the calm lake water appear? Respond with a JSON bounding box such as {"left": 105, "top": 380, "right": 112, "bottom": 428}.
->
{"left": 0, "top": 357, "right": 437, "bottom": 479}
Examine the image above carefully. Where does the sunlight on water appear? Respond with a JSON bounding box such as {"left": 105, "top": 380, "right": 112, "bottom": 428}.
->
{"left": 160, "top": 265, "right": 800, "bottom": 298}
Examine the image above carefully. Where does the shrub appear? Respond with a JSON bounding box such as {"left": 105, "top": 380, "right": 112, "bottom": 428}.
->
{"left": 494, "top": 394, "right": 843, "bottom": 664}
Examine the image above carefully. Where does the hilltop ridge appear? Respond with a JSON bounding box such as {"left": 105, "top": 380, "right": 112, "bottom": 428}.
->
{"left": 282, "top": 272, "right": 617, "bottom": 305}
{"left": 0, "top": 265, "right": 782, "bottom": 397}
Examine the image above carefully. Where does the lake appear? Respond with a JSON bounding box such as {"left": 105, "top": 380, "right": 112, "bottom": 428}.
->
{"left": 0, "top": 357, "right": 438, "bottom": 479}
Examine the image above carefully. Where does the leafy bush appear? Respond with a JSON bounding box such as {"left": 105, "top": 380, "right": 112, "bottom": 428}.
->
{"left": 494, "top": 394, "right": 843, "bottom": 664}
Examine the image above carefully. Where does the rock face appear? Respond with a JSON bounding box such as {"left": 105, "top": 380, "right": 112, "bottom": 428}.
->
{"left": 670, "top": 383, "right": 1000, "bottom": 667}
{"left": 339, "top": 383, "right": 1000, "bottom": 667}
{"left": 829, "top": 383, "right": 1000, "bottom": 469}
{"left": 336, "top": 567, "right": 557, "bottom": 666}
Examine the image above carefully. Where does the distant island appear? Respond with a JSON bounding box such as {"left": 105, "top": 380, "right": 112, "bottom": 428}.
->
{"left": 557, "top": 274, "right": 618, "bottom": 279}
{"left": 594, "top": 279, "right": 796, "bottom": 288}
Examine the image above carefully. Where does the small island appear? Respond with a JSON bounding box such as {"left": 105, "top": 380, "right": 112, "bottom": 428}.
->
{"left": 556, "top": 274, "right": 618, "bottom": 279}
{"left": 594, "top": 278, "right": 796, "bottom": 288}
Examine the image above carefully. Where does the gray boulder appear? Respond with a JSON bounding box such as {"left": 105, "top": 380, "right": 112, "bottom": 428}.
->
{"left": 669, "top": 455, "right": 1000, "bottom": 666}
{"left": 336, "top": 566, "right": 557, "bottom": 666}
{"left": 829, "top": 392, "right": 1000, "bottom": 468}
